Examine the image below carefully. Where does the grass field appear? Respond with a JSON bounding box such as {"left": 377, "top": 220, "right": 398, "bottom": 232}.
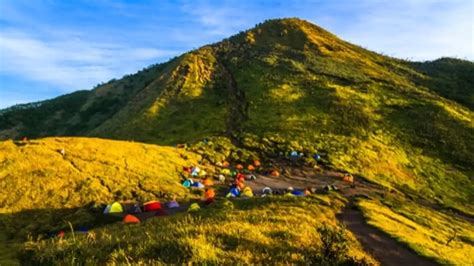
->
{"left": 357, "top": 196, "right": 474, "bottom": 265}
{"left": 21, "top": 196, "right": 377, "bottom": 265}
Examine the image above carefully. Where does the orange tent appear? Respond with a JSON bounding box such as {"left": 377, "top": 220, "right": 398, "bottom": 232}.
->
{"left": 253, "top": 160, "right": 261, "bottom": 167}
{"left": 271, "top": 170, "right": 280, "bottom": 177}
{"left": 204, "top": 189, "right": 216, "bottom": 199}
{"left": 236, "top": 173, "right": 245, "bottom": 182}
{"left": 343, "top": 174, "right": 354, "bottom": 183}
{"left": 203, "top": 178, "right": 214, "bottom": 186}
{"left": 236, "top": 164, "right": 244, "bottom": 170}
{"left": 123, "top": 214, "right": 140, "bottom": 224}
{"left": 222, "top": 161, "right": 230, "bottom": 168}
{"left": 236, "top": 181, "right": 246, "bottom": 190}
{"left": 247, "top": 165, "right": 255, "bottom": 171}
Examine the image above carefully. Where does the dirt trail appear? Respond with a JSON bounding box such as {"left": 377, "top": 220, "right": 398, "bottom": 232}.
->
{"left": 337, "top": 204, "right": 438, "bottom": 266}
{"left": 245, "top": 166, "right": 440, "bottom": 266}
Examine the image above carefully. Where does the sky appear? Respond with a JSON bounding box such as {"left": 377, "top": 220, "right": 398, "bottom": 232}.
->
{"left": 0, "top": 0, "right": 473, "bottom": 109}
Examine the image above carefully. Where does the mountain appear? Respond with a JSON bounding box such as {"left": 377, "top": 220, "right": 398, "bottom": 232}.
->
{"left": 2, "top": 18, "right": 472, "bottom": 213}
{"left": 1, "top": 18, "right": 473, "bottom": 211}
{"left": 1, "top": 18, "right": 473, "bottom": 265}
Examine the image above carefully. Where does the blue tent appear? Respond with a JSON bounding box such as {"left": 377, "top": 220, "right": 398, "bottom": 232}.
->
{"left": 182, "top": 180, "right": 193, "bottom": 188}
{"left": 292, "top": 190, "right": 305, "bottom": 196}
{"left": 191, "top": 182, "right": 205, "bottom": 188}
{"left": 230, "top": 187, "right": 240, "bottom": 197}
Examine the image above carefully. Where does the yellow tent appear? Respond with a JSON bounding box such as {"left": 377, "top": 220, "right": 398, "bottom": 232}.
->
{"left": 188, "top": 203, "right": 201, "bottom": 212}
{"left": 220, "top": 168, "right": 231, "bottom": 176}
{"left": 241, "top": 187, "right": 253, "bottom": 197}
{"left": 109, "top": 202, "right": 123, "bottom": 213}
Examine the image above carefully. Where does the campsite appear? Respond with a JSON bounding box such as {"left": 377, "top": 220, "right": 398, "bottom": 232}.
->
{"left": 0, "top": 3, "right": 473, "bottom": 265}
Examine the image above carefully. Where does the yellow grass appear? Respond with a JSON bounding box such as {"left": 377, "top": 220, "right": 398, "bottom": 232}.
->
{"left": 358, "top": 198, "right": 474, "bottom": 265}
{"left": 0, "top": 137, "right": 204, "bottom": 213}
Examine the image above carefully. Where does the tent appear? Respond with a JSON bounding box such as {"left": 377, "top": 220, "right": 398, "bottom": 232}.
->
{"left": 247, "top": 165, "right": 255, "bottom": 171}
{"left": 183, "top": 166, "right": 191, "bottom": 173}
{"left": 199, "top": 170, "right": 207, "bottom": 177}
{"left": 104, "top": 202, "right": 123, "bottom": 214}
{"left": 204, "top": 189, "right": 216, "bottom": 199}
{"left": 230, "top": 187, "right": 240, "bottom": 197}
{"left": 343, "top": 174, "right": 354, "bottom": 183}
{"left": 246, "top": 174, "right": 257, "bottom": 181}
{"left": 132, "top": 204, "right": 142, "bottom": 213}
{"left": 241, "top": 187, "right": 253, "bottom": 197}
{"left": 222, "top": 161, "right": 230, "bottom": 168}
{"left": 123, "top": 214, "right": 140, "bottom": 224}
{"left": 143, "top": 201, "right": 161, "bottom": 212}
{"left": 182, "top": 179, "right": 193, "bottom": 188}
{"left": 203, "top": 178, "right": 214, "bottom": 187}
{"left": 253, "top": 160, "right": 261, "bottom": 167}
{"left": 221, "top": 168, "right": 231, "bottom": 176}
{"left": 271, "top": 170, "right": 280, "bottom": 177}
{"left": 167, "top": 200, "right": 180, "bottom": 208}
{"left": 236, "top": 164, "right": 244, "bottom": 170}
{"left": 191, "top": 182, "right": 205, "bottom": 188}
{"left": 236, "top": 173, "right": 245, "bottom": 182}
{"left": 292, "top": 190, "right": 305, "bottom": 196}
{"left": 236, "top": 181, "right": 245, "bottom": 190}
{"left": 103, "top": 204, "right": 111, "bottom": 214}
{"left": 262, "top": 187, "right": 273, "bottom": 195}
{"left": 188, "top": 203, "right": 200, "bottom": 212}
{"left": 218, "top": 175, "right": 226, "bottom": 182}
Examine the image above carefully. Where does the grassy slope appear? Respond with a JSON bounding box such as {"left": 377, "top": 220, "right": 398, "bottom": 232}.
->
{"left": 0, "top": 137, "right": 204, "bottom": 238}
{"left": 215, "top": 19, "right": 473, "bottom": 214}
{"left": 21, "top": 196, "right": 377, "bottom": 265}
{"left": 357, "top": 196, "right": 474, "bottom": 265}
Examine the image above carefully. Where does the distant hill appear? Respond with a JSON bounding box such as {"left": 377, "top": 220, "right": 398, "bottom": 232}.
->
{"left": 0, "top": 18, "right": 473, "bottom": 215}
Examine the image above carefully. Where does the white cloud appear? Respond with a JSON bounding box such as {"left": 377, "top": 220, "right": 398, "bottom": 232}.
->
{"left": 180, "top": 1, "right": 256, "bottom": 37}
{"left": 321, "top": 0, "right": 474, "bottom": 60}
{"left": 0, "top": 30, "right": 177, "bottom": 91}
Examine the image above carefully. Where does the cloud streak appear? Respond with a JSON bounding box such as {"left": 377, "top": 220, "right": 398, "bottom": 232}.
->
{"left": 0, "top": 30, "right": 177, "bottom": 91}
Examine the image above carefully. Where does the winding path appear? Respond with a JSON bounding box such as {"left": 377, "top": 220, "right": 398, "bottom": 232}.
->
{"left": 245, "top": 166, "right": 440, "bottom": 265}
{"left": 337, "top": 205, "right": 438, "bottom": 266}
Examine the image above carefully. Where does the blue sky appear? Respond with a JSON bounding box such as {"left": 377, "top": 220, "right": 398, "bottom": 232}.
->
{"left": 0, "top": 0, "right": 472, "bottom": 108}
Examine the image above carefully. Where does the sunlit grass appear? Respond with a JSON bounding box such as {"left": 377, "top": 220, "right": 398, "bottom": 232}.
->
{"left": 358, "top": 197, "right": 474, "bottom": 265}
{"left": 22, "top": 196, "right": 377, "bottom": 265}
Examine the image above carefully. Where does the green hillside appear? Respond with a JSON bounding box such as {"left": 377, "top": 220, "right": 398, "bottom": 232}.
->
{"left": 0, "top": 18, "right": 473, "bottom": 265}
{"left": 1, "top": 18, "right": 472, "bottom": 214}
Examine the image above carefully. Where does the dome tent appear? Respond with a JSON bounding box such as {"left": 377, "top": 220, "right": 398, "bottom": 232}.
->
{"left": 104, "top": 202, "right": 123, "bottom": 214}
